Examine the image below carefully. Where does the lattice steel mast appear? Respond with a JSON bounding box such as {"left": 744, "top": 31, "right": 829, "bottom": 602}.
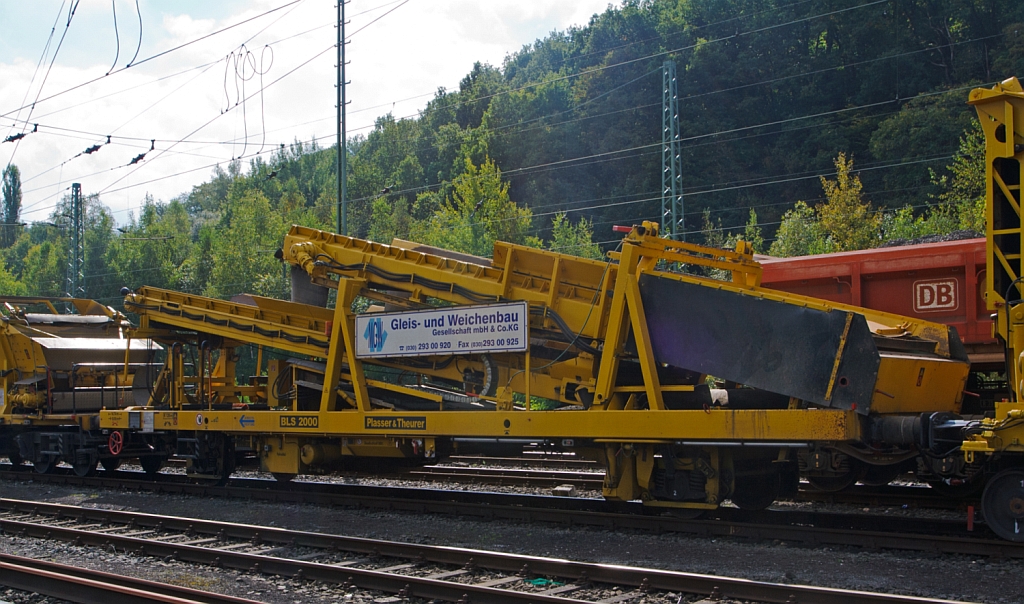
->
{"left": 65, "top": 182, "right": 84, "bottom": 302}
{"left": 661, "top": 61, "right": 683, "bottom": 240}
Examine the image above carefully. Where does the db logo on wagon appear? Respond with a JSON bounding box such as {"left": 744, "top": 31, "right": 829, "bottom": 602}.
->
{"left": 914, "top": 279, "right": 958, "bottom": 312}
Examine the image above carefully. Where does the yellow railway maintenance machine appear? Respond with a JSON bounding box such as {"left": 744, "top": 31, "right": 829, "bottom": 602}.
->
{"left": 0, "top": 297, "right": 159, "bottom": 475}
{"left": 102, "top": 218, "right": 969, "bottom": 513}
{"left": 961, "top": 77, "right": 1024, "bottom": 541}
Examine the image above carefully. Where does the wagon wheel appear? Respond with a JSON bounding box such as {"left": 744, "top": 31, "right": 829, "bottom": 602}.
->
{"left": 139, "top": 456, "right": 164, "bottom": 475}
{"left": 806, "top": 461, "right": 865, "bottom": 492}
{"left": 186, "top": 433, "right": 234, "bottom": 486}
{"left": 860, "top": 463, "right": 905, "bottom": 487}
{"left": 981, "top": 469, "right": 1024, "bottom": 542}
{"left": 100, "top": 457, "right": 122, "bottom": 472}
{"left": 72, "top": 459, "right": 97, "bottom": 478}
{"left": 33, "top": 457, "right": 55, "bottom": 475}
{"left": 731, "top": 471, "right": 781, "bottom": 511}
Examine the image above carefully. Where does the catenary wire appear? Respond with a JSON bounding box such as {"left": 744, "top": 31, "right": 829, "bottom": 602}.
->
{"left": 0, "top": 0, "right": 306, "bottom": 120}
{"left": 9, "top": 0, "right": 983, "bottom": 232}
{"left": 8, "top": 0, "right": 978, "bottom": 212}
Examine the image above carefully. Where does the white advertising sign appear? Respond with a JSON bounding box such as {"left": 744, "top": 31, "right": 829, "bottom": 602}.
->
{"left": 355, "top": 301, "right": 529, "bottom": 359}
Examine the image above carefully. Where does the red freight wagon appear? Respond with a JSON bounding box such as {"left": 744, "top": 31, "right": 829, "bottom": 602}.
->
{"left": 757, "top": 238, "right": 1000, "bottom": 368}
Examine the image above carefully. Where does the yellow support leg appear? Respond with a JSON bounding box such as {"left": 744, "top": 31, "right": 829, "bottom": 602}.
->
{"left": 624, "top": 276, "right": 665, "bottom": 411}
{"left": 320, "top": 279, "right": 370, "bottom": 412}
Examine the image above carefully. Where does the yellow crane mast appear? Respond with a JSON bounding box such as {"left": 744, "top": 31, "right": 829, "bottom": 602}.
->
{"left": 959, "top": 77, "right": 1024, "bottom": 540}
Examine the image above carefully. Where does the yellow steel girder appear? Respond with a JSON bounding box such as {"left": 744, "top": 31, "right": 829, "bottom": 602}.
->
{"left": 100, "top": 407, "right": 860, "bottom": 442}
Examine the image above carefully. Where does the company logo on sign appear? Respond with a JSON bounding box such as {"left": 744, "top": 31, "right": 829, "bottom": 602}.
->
{"left": 363, "top": 317, "right": 387, "bottom": 353}
{"left": 914, "top": 279, "right": 958, "bottom": 312}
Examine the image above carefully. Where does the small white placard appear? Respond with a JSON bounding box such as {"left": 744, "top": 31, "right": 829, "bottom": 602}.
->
{"left": 355, "top": 301, "right": 528, "bottom": 359}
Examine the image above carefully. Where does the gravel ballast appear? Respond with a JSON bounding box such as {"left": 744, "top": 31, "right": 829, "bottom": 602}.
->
{"left": 0, "top": 477, "right": 1020, "bottom": 603}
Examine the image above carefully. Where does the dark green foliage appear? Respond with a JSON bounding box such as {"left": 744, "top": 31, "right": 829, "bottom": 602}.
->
{"left": 1, "top": 165, "right": 22, "bottom": 248}
{"left": 5, "top": 0, "right": 1022, "bottom": 300}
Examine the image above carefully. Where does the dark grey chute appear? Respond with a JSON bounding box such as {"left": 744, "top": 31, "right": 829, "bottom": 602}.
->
{"left": 637, "top": 273, "right": 880, "bottom": 414}
{"left": 291, "top": 265, "right": 329, "bottom": 307}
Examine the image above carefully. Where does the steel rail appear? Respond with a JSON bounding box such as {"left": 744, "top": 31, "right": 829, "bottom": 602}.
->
{"left": 450, "top": 455, "right": 601, "bottom": 469}
{"left": 796, "top": 485, "right": 972, "bottom": 511}
{"left": 0, "top": 499, "right": 972, "bottom": 604}
{"left": 409, "top": 467, "right": 968, "bottom": 511}
{"left": 0, "top": 468, "right": 1008, "bottom": 557}
{"left": 0, "top": 552, "right": 260, "bottom": 604}
{"left": 406, "top": 465, "right": 605, "bottom": 489}
{"left": 0, "top": 465, "right": 971, "bottom": 533}
{"left": 442, "top": 458, "right": 968, "bottom": 511}
{"left": 0, "top": 460, "right": 968, "bottom": 508}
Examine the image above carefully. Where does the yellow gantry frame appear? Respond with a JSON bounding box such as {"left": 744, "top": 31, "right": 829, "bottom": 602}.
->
{"left": 104, "top": 206, "right": 975, "bottom": 453}
{"left": 99, "top": 217, "right": 982, "bottom": 506}
{"left": 105, "top": 222, "right": 872, "bottom": 447}
{"left": 962, "top": 78, "right": 1024, "bottom": 458}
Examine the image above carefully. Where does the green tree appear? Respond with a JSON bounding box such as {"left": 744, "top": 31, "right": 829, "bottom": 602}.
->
{"left": 0, "top": 263, "right": 26, "bottom": 295}
{"left": 768, "top": 202, "right": 828, "bottom": 257}
{"left": 367, "top": 196, "right": 411, "bottom": 244}
{"left": 869, "top": 90, "right": 976, "bottom": 207}
{"left": 741, "top": 209, "right": 764, "bottom": 254}
{"left": 21, "top": 239, "right": 65, "bottom": 296}
{"left": 548, "top": 212, "right": 602, "bottom": 259}
{"left": 206, "top": 189, "right": 286, "bottom": 299}
{"left": 412, "top": 158, "right": 539, "bottom": 257}
{"left": 107, "top": 197, "right": 193, "bottom": 292}
{"left": 700, "top": 208, "right": 763, "bottom": 254}
{"left": 700, "top": 209, "right": 728, "bottom": 250}
{"left": 178, "top": 224, "right": 215, "bottom": 295}
{"left": 817, "top": 153, "right": 879, "bottom": 252}
{"left": 992, "top": 23, "right": 1024, "bottom": 79}
{"left": 931, "top": 120, "right": 986, "bottom": 233}
{"left": 1, "top": 165, "right": 22, "bottom": 248}
{"left": 82, "top": 195, "right": 119, "bottom": 303}
{"left": 879, "top": 205, "right": 929, "bottom": 243}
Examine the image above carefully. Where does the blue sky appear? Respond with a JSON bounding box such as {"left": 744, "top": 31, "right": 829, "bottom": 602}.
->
{"left": 0, "top": 1, "right": 613, "bottom": 224}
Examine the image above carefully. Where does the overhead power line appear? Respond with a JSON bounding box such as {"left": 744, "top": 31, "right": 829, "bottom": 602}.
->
{"left": 0, "top": 0, "right": 305, "bottom": 121}
{"left": 4, "top": 0, "right": 929, "bottom": 204}
{"left": 13, "top": 0, "right": 985, "bottom": 230}
{"left": 2, "top": 1, "right": 64, "bottom": 147}
{"left": 4, "top": 0, "right": 81, "bottom": 172}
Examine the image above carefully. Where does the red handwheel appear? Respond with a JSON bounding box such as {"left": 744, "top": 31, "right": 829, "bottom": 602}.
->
{"left": 107, "top": 431, "right": 124, "bottom": 456}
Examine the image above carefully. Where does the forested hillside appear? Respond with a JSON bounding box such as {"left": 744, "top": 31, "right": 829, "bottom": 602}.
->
{"left": 2, "top": 0, "right": 1022, "bottom": 307}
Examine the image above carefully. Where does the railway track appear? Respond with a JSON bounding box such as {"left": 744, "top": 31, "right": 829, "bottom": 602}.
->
{"left": 0, "top": 551, "right": 259, "bottom": 603}
{"left": 0, "top": 465, "right": 1012, "bottom": 559}
{"left": 407, "top": 464, "right": 972, "bottom": 510}
{"left": 2, "top": 456, "right": 973, "bottom": 510}
{"left": 451, "top": 454, "right": 601, "bottom": 469}
{"left": 0, "top": 498, "right": 973, "bottom": 604}
{"left": 795, "top": 484, "right": 976, "bottom": 511}
{"left": 404, "top": 464, "right": 605, "bottom": 490}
